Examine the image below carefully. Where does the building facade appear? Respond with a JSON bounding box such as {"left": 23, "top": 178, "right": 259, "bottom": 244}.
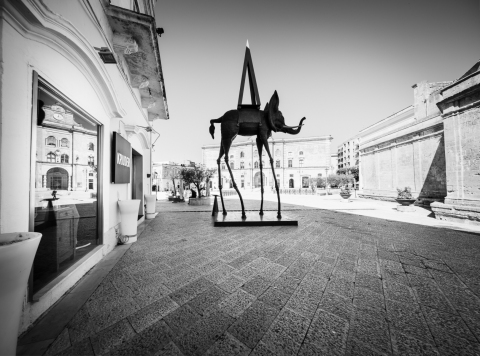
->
{"left": 202, "top": 136, "right": 333, "bottom": 190}
{"left": 152, "top": 161, "right": 195, "bottom": 192}
{"left": 357, "top": 81, "right": 452, "bottom": 204}
{"left": 337, "top": 137, "right": 359, "bottom": 169}
{"left": 1, "top": 0, "right": 168, "bottom": 332}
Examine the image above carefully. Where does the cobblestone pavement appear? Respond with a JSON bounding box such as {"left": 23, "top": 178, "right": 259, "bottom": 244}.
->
{"left": 44, "top": 200, "right": 480, "bottom": 355}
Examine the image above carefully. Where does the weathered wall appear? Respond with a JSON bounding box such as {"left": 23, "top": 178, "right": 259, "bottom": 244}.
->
{"left": 360, "top": 124, "right": 447, "bottom": 203}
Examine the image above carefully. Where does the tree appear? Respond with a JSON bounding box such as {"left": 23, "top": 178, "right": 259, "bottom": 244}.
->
{"left": 179, "top": 164, "right": 215, "bottom": 198}
{"left": 166, "top": 167, "right": 181, "bottom": 196}
{"left": 337, "top": 165, "right": 359, "bottom": 181}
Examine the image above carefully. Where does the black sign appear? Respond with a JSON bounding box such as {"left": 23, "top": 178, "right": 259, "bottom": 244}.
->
{"left": 112, "top": 132, "right": 131, "bottom": 184}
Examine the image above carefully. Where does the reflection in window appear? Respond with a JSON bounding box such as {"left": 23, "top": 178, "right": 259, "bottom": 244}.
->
{"left": 88, "top": 142, "right": 94, "bottom": 151}
{"left": 61, "top": 154, "right": 69, "bottom": 163}
{"left": 46, "top": 136, "right": 56, "bottom": 147}
{"left": 47, "top": 152, "right": 56, "bottom": 162}
{"left": 61, "top": 138, "right": 69, "bottom": 147}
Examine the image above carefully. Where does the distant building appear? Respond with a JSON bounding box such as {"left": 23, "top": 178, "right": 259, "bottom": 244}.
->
{"left": 152, "top": 161, "right": 195, "bottom": 192}
{"left": 337, "top": 137, "right": 360, "bottom": 169}
{"left": 202, "top": 136, "right": 333, "bottom": 190}
{"left": 330, "top": 153, "right": 338, "bottom": 174}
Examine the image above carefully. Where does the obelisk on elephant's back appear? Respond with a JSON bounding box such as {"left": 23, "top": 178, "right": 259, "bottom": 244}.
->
{"left": 209, "top": 41, "right": 305, "bottom": 226}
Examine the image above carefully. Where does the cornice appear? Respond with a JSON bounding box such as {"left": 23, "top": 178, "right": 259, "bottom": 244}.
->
{"left": 1, "top": 0, "right": 127, "bottom": 119}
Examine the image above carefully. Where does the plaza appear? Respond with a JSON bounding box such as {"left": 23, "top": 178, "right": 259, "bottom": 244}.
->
{"left": 17, "top": 194, "right": 480, "bottom": 355}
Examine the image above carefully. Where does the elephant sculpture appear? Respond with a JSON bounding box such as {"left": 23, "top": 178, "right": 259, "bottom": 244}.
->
{"left": 209, "top": 90, "right": 306, "bottom": 219}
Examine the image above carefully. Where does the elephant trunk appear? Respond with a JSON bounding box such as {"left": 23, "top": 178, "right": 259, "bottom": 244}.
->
{"left": 282, "top": 117, "right": 306, "bottom": 135}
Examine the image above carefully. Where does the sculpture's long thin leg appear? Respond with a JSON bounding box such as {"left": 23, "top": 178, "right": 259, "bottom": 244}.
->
{"left": 260, "top": 135, "right": 282, "bottom": 219}
{"left": 224, "top": 158, "right": 246, "bottom": 219}
{"left": 216, "top": 145, "right": 227, "bottom": 215}
{"left": 256, "top": 137, "right": 264, "bottom": 216}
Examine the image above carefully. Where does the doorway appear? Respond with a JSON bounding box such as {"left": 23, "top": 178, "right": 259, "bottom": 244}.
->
{"left": 254, "top": 172, "right": 266, "bottom": 188}
{"left": 289, "top": 179, "right": 294, "bottom": 188}
{"left": 131, "top": 149, "right": 144, "bottom": 219}
{"left": 46, "top": 167, "right": 68, "bottom": 190}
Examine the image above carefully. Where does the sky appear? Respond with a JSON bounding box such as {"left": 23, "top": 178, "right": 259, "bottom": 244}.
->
{"left": 152, "top": 0, "right": 480, "bottom": 164}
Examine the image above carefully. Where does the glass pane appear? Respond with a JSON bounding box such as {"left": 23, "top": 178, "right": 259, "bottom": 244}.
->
{"left": 32, "top": 83, "right": 99, "bottom": 294}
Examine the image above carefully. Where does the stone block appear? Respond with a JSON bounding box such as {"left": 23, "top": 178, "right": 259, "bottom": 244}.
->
{"left": 431, "top": 201, "right": 480, "bottom": 225}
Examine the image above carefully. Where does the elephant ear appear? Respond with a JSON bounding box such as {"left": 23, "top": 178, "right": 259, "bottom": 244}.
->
{"left": 267, "top": 91, "right": 280, "bottom": 132}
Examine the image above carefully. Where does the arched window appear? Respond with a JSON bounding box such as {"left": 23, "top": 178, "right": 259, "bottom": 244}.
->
{"left": 61, "top": 154, "right": 69, "bottom": 163}
{"left": 46, "top": 136, "right": 56, "bottom": 147}
{"left": 240, "top": 161, "right": 244, "bottom": 169}
{"left": 276, "top": 160, "right": 280, "bottom": 168}
{"left": 47, "top": 152, "right": 56, "bottom": 162}
{"left": 88, "top": 142, "right": 94, "bottom": 151}
{"left": 288, "top": 159, "right": 292, "bottom": 168}
{"left": 240, "top": 151, "right": 244, "bottom": 158}
{"left": 60, "top": 138, "right": 69, "bottom": 147}
{"left": 275, "top": 149, "right": 281, "bottom": 156}
{"left": 288, "top": 151, "right": 293, "bottom": 157}
{"left": 231, "top": 162, "right": 235, "bottom": 169}
{"left": 254, "top": 149, "right": 258, "bottom": 157}
{"left": 254, "top": 161, "right": 259, "bottom": 169}
{"left": 299, "top": 151, "right": 304, "bottom": 156}
{"left": 230, "top": 155, "right": 234, "bottom": 160}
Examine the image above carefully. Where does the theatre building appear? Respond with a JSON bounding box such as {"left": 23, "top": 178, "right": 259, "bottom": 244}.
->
{"left": 202, "top": 136, "right": 333, "bottom": 190}
{"left": 0, "top": 0, "right": 168, "bottom": 333}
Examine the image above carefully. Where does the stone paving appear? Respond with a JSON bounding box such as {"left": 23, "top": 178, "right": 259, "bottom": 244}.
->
{"left": 42, "top": 199, "right": 480, "bottom": 355}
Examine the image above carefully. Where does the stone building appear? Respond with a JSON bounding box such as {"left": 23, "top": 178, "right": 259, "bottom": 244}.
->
{"left": 152, "top": 161, "right": 195, "bottom": 192}
{"left": 337, "top": 137, "right": 359, "bottom": 169}
{"left": 358, "top": 81, "right": 451, "bottom": 204}
{"left": 431, "top": 61, "right": 480, "bottom": 224}
{"left": 202, "top": 136, "right": 333, "bottom": 190}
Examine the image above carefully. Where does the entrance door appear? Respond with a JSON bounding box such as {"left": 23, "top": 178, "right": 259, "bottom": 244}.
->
{"left": 131, "top": 149, "right": 144, "bottom": 218}
{"left": 302, "top": 177, "right": 309, "bottom": 188}
{"left": 254, "top": 172, "right": 265, "bottom": 188}
{"left": 47, "top": 167, "right": 68, "bottom": 190}
{"left": 289, "top": 179, "right": 294, "bottom": 188}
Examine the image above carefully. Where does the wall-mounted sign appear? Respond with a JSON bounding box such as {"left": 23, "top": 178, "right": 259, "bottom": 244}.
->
{"left": 112, "top": 132, "right": 131, "bottom": 183}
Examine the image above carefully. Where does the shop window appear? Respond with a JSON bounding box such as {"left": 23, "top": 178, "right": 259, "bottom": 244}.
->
{"left": 88, "top": 142, "right": 94, "bottom": 151}
{"left": 47, "top": 152, "right": 56, "bottom": 162}
{"left": 46, "top": 136, "right": 56, "bottom": 147}
{"left": 276, "top": 160, "right": 280, "bottom": 168}
{"left": 254, "top": 161, "right": 259, "bottom": 169}
{"left": 33, "top": 77, "right": 100, "bottom": 299}
{"left": 288, "top": 160, "right": 292, "bottom": 167}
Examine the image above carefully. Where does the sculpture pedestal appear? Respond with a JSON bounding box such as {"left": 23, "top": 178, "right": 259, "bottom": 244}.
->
{"left": 213, "top": 211, "right": 298, "bottom": 227}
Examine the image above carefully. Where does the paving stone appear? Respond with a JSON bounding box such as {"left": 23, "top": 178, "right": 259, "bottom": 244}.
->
{"left": 391, "top": 330, "right": 439, "bottom": 356}
{"left": 350, "top": 310, "right": 391, "bottom": 355}
{"left": 383, "top": 279, "right": 416, "bottom": 304}
{"left": 44, "top": 328, "right": 71, "bottom": 356}
{"left": 260, "top": 309, "right": 310, "bottom": 356}
{"left": 232, "top": 265, "right": 259, "bottom": 281}
{"left": 345, "top": 338, "right": 386, "bottom": 356}
{"left": 258, "top": 287, "right": 291, "bottom": 310}
{"left": 241, "top": 275, "right": 271, "bottom": 297}
{"left": 256, "top": 263, "right": 287, "bottom": 281}
{"left": 355, "top": 272, "right": 383, "bottom": 295}
{"left": 128, "top": 296, "right": 179, "bottom": 333}
{"left": 423, "top": 260, "right": 451, "bottom": 273}
{"left": 326, "top": 274, "right": 355, "bottom": 299}
{"left": 408, "top": 275, "right": 455, "bottom": 313}
{"left": 270, "top": 273, "right": 302, "bottom": 296}
{"left": 163, "top": 304, "right": 201, "bottom": 335}
{"left": 319, "top": 291, "right": 354, "bottom": 322}
{"left": 56, "top": 337, "right": 94, "bottom": 356}
{"left": 385, "top": 299, "right": 433, "bottom": 344}
{"left": 174, "top": 309, "right": 235, "bottom": 356}
{"left": 204, "top": 332, "right": 250, "bottom": 356}
{"left": 354, "top": 287, "right": 386, "bottom": 316}
{"left": 109, "top": 320, "right": 173, "bottom": 356}
{"left": 422, "top": 306, "right": 477, "bottom": 343}
{"left": 218, "top": 289, "right": 256, "bottom": 318}
{"left": 250, "top": 341, "right": 277, "bottom": 356}
{"left": 169, "top": 277, "right": 215, "bottom": 305}
{"left": 303, "top": 309, "right": 349, "bottom": 355}
{"left": 357, "top": 259, "right": 380, "bottom": 277}
{"left": 154, "top": 341, "right": 185, "bottom": 356}
{"left": 228, "top": 301, "right": 280, "bottom": 349}
{"left": 186, "top": 286, "right": 229, "bottom": 316}
{"left": 90, "top": 319, "right": 136, "bottom": 355}
{"left": 218, "top": 275, "right": 246, "bottom": 293}
{"left": 205, "top": 264, "right": 236, "bottom": 284}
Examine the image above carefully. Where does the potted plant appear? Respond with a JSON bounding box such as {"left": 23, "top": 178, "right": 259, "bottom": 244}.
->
{"left": 340, "top": 186, "right": 352, "bottom": 199}
{"left": 118, "top": 200, "right": 141, "bottom": 243}
{"left": 396, "top": 187, "right": 416, "bottom": 206}
{"left": 179, "top": 164, "right": 216, "bottom": 206}
{"left": 0, "top": 232, "right": 42, "bottom": 355}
